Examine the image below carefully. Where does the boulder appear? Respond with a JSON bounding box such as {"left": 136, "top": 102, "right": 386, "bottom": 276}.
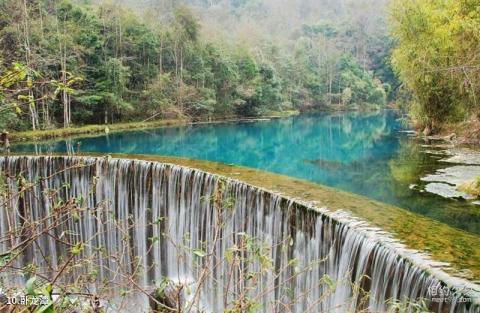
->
{"left": 149, "top": 282, "right": 185, "bottom": 313}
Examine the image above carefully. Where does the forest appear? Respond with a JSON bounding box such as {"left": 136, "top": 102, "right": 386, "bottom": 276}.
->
{"left": 0, "top": 0, "right": 394, "bottom": 132}
{"left": 1, "top": 0, "right": 479, "bottom": 137}
{"left": 391, "top": 0, "right": 480, "bottom": 136}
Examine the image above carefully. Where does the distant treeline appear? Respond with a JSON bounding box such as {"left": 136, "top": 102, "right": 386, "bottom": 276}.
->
{"left": 0, "top": 0, "right": 394, "bottom": 131}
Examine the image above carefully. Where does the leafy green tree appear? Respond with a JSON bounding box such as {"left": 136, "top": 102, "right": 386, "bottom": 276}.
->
{"left": 391, "top": 0, "right": 480, "bottom": 132}
{"left": 0, "top": 0, "right": 396, "bottom": 131}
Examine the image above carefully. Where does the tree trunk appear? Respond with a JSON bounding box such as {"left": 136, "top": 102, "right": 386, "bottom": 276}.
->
{"left": 159, "top": 35, "right": 163, "bottom": 74}
{"left": 55, "top": 1, "right": 70, "bottom": 128}
{"left": 62, "top": 50, "right": 69, "bottom": 128}
{"left": 22, "top": 0, "right": 40, "bottom": 131}
{"left": 180, "top": 47, "right": 183, "bottom": 81}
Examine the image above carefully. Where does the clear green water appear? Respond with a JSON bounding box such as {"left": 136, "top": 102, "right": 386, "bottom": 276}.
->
{"left": 12, "top": 110, "right": 480, "bottom": 234}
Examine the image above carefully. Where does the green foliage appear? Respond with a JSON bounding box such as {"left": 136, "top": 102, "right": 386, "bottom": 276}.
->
{"left": 0, "top": 0, "right": 393, "bottom": 131}
{"left": 458, "top": 176, "right": 480, "bottom": 198}
{"left": 24, "top": 277, "right": 55, "bottom": 313}
{"left": 337, "top": 55, "right": 386, "bottom": 107}
{"left": 174, "top": 5, "right": 200, "bottom": 42}
{"left": 390, "top": 0, "right": 480, "bottom": 130}
{"left": 387, "top": 297, "right": 430, "bottom": 313}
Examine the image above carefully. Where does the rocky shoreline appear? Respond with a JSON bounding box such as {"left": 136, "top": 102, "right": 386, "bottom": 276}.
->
{"left": 418, "top": 139, "right": 480, "bottom": 201}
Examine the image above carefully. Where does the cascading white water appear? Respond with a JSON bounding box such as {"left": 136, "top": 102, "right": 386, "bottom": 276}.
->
{"left": 0, "top": 156, "right": 478, "bottom": 313}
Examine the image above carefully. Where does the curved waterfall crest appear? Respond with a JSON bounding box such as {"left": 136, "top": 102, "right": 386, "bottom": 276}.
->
{"left": 0, "top": 155, "right": 478, "bottom": 312}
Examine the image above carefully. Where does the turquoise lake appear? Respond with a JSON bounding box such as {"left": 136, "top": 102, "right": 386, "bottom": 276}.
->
{"left": 12, "top": 110, "right": 480, "bottom": 234}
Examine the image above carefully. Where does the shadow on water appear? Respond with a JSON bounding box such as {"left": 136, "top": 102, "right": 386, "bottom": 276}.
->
{"left": 10, "top": 110, "right": 480, "bottom": 235}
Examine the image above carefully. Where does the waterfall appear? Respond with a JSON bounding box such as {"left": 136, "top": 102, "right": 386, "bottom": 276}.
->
{"left": 0, "top": 156, "right": 478, "bottom": 312}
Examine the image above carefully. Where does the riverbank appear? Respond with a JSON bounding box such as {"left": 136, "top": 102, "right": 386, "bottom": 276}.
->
{"left": 9, "top": 110, "right": 300, "bottom": 143}
{"left": 448, "top": 117, "right": 480, "bottom": 146}
{"left": 418, "top": 121, "right": 480, "bottom": 198}
{"left": 418, "top": 116, "right": 480, "bottom": 147}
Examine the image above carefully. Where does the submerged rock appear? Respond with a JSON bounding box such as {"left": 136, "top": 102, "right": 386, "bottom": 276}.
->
{"left": 423, "top": 149, "right": 453, "bottom": 156}
{"left": 150, "top": 282, "right": 186, "bottom": 313}
{"left": 441, "top": 148, "right": 480, "bottom": 165}
{"left": 421, "top": 165, "right": 480, "bottom": 199}
{"left": 424, "top": 183, "right": 474, "bottom": 199}
{"left": 422, "top": 165, "right": 480, "bottom": 186}
{"left": 419, "top": 145, "right": 480, "bottom": 198}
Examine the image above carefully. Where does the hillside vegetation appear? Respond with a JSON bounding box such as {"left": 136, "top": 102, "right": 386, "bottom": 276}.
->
{"left": 390, "top": 0, "right": 480, "bottom": 136}
{"left": 0, "top": 0, "right": 395, "bottom": 132}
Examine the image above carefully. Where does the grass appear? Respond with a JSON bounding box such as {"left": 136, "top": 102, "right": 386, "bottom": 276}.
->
{"left": 458, "top": 177, "right": 480, "bottom": 197}
{"left": 10, "top": 119, "right": 188, "bottom": 142}
{"left": 9, "top": 111, "right": 300, "bottom": 143}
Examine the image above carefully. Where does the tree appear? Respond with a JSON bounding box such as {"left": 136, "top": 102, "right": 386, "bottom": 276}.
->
{"left": 390, "top": 0, "right": 480, "bottom": 132}
{"left": 0, "top": 0, "right": 395, "bottom": 131}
